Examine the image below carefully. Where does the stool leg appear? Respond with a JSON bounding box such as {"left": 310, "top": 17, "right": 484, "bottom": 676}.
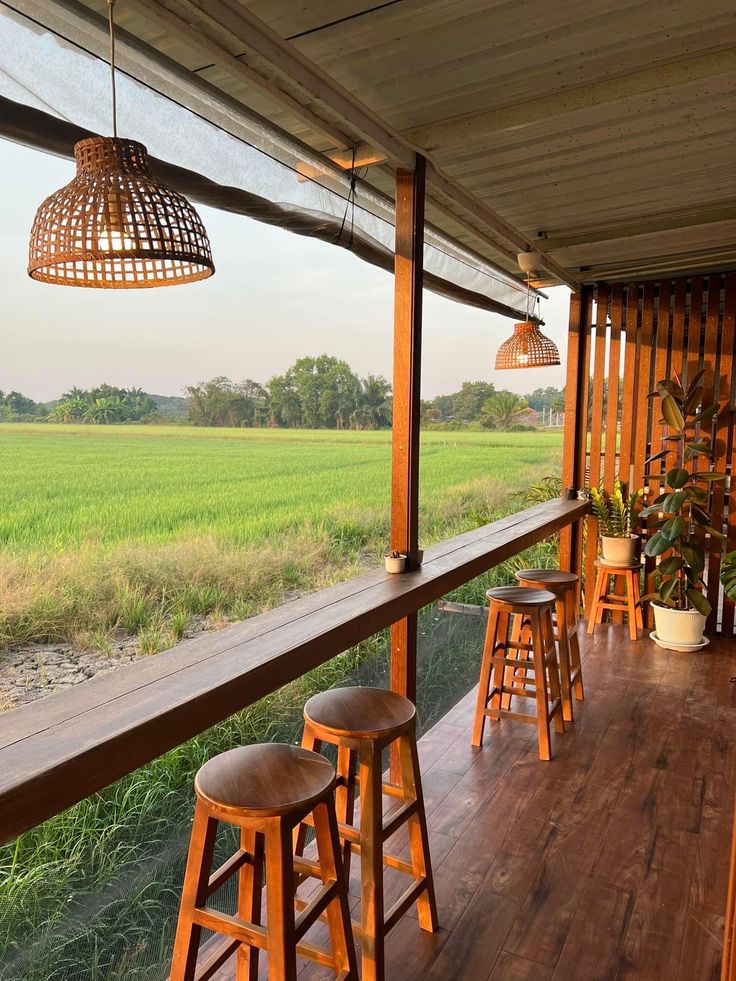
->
{"left": 335, "top": 744, "right": 357, "bottom": 881}
{"left": 554, "top": 597, "right": 574, "bottom": 724}
{"left": 544, "top": 608, "right": 565, "bottom": 736}
{"left": 567, "top": 589, "right": 584, "bottom": 701}
{"left": 531, "top": 609, "right": 552, "bottom": 761}
{"left": 171, "top": 800, "right": 218, "bottom": 981}
{"left": 501, "top": 613, "right": 524, "bottom": 711}
{"left": 472, "top": 604, "right": 499, "bottom": 747}
{"left": 626, "top": 570, "right": 638, "bottom": 641}
{"left": 633, "top": 571, "right": 644, "bottom": 630}
{"left": 358, "top": 740, "right": 385, "bottom": 981}
{"left": 294, "top": 724, "right": 323, "bottom": 859}
{"left": 489, "top": 610, "right": 510, "bottom": 713}
{"left": 236, "top": 828, "right": 264, "bottom": 981}
{"left": 312, "top": 798, "right": 358, "bottom": 979}
{"left": 398, "top": 731, "right": 439, "bottom": 933}
{"left": 264, "top": 817, "right": 298, "bottom": 981}
{"left": 587, "top": 567, "right": 606, "bottom": 634}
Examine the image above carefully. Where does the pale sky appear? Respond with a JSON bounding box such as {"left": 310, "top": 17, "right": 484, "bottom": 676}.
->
{"left": 1, "top": 138, "right": 569, "bottom": 403}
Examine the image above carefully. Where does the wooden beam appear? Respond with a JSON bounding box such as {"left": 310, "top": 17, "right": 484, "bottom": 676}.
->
{"left": 403, "top": 49, "right": 736, "bottom": 149}
{"left": 177, "top": 0, "right": 417, "bottom": 168}
{"left": 127, "top": 0, "right": 576, "bottom": 287}
{"left": 390, "top": 157, "right": 425, "bottom": 706}
{"left": 540, "top": 204, "right": 736, "bottom": 252}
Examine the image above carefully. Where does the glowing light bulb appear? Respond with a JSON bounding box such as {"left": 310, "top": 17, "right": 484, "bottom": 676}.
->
{"left": 98, "top": 227, "right": 134, "bottom": 252}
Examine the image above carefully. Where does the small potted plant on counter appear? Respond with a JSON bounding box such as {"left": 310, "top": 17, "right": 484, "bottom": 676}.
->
{"left": 589, "top": 478, "right": 643, "bottom": 565}
{"left": 642, "top": 369, "right": 724, "bottom": 651}
{"left": 384, "top": 550, "right": 407, "bottom": 573}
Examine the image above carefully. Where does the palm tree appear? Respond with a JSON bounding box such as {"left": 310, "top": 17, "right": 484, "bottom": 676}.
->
{"left": 349, "top": 407, "right": 366, "bottom": 430}
{"left": 480, "top": 391, "right": 528, "bottom": 430}
{"left": 84, "top": 396, "right": 124, "bottom": 424}
{"left": 360, "top": 375, "right": 391, "bottom": 429}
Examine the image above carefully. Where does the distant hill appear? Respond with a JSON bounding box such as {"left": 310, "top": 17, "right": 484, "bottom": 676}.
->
{"left": 43, "top": 393, "right": 189, "bottom": 419}
{"left": 149, "top": 394, "right": 189, "bottom": 418}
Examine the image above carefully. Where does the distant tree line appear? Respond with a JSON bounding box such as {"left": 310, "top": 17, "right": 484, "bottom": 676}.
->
{"left": 421, "top": 382, "right": 566, "bottom": 430}
{"left": 1, "top": 363, "right": 569, "bottom": 430}
{"left": 186, "top": 356, "right": 392, "bottom": 430}
{"left": 0, "top": 390, "right": 45, "bottom": 422}
{"left": 50, "top": 386, "right": 158, "bottom": 424}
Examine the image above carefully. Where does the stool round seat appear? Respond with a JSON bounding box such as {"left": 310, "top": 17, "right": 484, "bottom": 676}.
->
{"left": 304, "top": 685, "right": 416, "bottom": 739}
{"left": 515, "top": 569, "right": 577, "bottom": 598}
{"left": 195, "top": 743, "right": 335, "bottom": 818}
{"left": 594, "top": 556, "right": 641, "bottom": 571}
{"left": 486, "top": 585, "right": 557, "bottom": 609}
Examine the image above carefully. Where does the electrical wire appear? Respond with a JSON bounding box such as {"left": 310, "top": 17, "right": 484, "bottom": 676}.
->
{"left": 107, "top": 0, "right": 117, "bottom": 137}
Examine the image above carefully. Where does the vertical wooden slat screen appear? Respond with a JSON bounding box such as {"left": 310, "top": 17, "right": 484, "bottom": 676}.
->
{"left": 722, "top": 273, "right": 736, "bottom": 636}
{"left": 564, "top": 271, "right": 736, "bottom": 636}
{"left": 560, "top": 287, "right": 593, "bottom": 588}
{"left": 584, "top": 285, "right": 609, "bottom": 615}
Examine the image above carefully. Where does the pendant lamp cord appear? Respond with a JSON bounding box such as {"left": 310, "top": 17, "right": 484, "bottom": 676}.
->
{"left": 525, "top": 271, "right": 532, "bottom": 322}
{"left": 107, "top": 0, "right": 117, "bottom": 138}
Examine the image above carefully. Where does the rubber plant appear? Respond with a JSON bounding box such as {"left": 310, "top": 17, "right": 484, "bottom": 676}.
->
{"left": 721, "top": 551, "right": 736, "bottom": 601}
{"left": 642, "top": 368, "right": 725, "bottom": 617}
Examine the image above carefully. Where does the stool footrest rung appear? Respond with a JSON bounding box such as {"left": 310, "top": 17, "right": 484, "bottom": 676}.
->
{"left": 382, "top": 799, "right": 418, "bottom": 840}
{"left": 192, "top": 936, "right": 240, "bottom": 981}
{"left": 295, "top": 879, "right": 338, "bottom": 942}
{"left": 384, "top": 877, "right": 428, "bottom": 933}
{"left": 206, "top": 848, "right": 250, "bottom": 897}
{"left": 484, "top": 698, "right": 562, "bottom": 726}
{"left": 296, "top": 937, "right": 338, "bottom": 969}
{"left": 293, "top": 856, "right": 322, "bottom": 879}
{"left": 193, "top": 907, "right": 267, "bottom": 950}
{"left": 490, "top": 655, "right": 535, "bottom": 668}
{"left": 382, "top": 781, "right": 405, "bottom": 799}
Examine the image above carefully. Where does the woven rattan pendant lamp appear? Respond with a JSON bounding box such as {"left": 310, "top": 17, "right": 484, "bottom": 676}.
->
{"left": 495, "top": 252, "right": 560, "bottom": 369}
{"left": 28, "top": 0, "right": 214, "bottom": 288}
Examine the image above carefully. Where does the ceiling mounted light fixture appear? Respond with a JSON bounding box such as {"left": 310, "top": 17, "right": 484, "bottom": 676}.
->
{"left": 495, "top": 252, "right": 560, "bottom": 369}
{"left": 28, "top": 0, "right": 214, "bottom": 288}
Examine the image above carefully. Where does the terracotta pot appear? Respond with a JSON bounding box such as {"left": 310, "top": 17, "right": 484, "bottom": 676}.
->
{"left": 384, "top": 554, "right": 406, "bottom": 574}
{"left": 652, "top": 604, "right": 707, "bottom": 649}
{"left": 600, "top": 534, "right": 638, "bottom": 566}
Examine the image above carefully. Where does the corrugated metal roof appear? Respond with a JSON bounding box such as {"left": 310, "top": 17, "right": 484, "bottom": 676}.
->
{"left": 72, "top": 0, "right": 736, "bottom": 283}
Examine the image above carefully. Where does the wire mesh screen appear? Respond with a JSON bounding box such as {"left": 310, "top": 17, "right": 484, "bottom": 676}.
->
{"left": 0, "top": 525, "right": 561, "bottom": 980}
{"left": 0, "top": 637, "right": 391, "bottom": 981}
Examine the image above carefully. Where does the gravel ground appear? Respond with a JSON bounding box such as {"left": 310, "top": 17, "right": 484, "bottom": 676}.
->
{"left": 0, "top": 619, "right": 215, "bottom": 711}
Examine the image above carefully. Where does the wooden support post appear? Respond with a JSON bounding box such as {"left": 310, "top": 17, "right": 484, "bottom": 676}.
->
{"left": 560, "top": 287, "right": 593, "bottom": 602}
{"left": 390, "top": 156, "right": 425, "bottom": 713}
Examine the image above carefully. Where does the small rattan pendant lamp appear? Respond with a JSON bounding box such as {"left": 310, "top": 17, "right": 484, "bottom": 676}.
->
{"left": 28, "top": 0, "right": 214, "bottom": 288}
{"left": 495, "top": 252, "right": 560, "bottom": 369}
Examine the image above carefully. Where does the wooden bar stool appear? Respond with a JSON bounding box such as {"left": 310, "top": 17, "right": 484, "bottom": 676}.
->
{"left": 298, "top": 687, "right": 438, "bottom": 981}
{"left": 170, "top": 743, "right": 357, "bottom": 981}
{"left": 587, "top": 557, "right": 644, "bottom": 641}
{"left": 515, "top": 568, "right": 584, "bottom": 723}
{"left": 472, "top": 586, "right": 565, "bottom": 761}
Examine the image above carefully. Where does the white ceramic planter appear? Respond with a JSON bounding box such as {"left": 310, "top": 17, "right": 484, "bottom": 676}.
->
{"left": 600, "top": 534, "right": 638, "bottom": 566}
{"left": 652, "top": 604, "right": 707, "bottom": 649}
{"left": 384, "top": 554, "right": 406, "bottom": 574}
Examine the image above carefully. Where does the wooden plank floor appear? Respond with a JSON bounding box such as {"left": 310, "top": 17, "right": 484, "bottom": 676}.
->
{"left": 203, "top": 623, "right": 736, "bottom": 980}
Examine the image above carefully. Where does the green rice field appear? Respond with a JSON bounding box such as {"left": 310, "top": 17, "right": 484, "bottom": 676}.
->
{"left": 0, "top": 424, "right": 563, "bottom": 649}
{"left": 1, "top": 423, "right": 563, "bottom": 552}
